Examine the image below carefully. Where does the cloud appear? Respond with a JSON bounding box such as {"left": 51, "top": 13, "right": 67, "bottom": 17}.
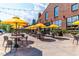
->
{"left": 0, "top": 3, "right": 48, "bottom": 24}
{"left": 33, "top": 3, "right": 48, "bottom": 11}
{"left": 20, "top": 3, "right": 48, "bottom": 24}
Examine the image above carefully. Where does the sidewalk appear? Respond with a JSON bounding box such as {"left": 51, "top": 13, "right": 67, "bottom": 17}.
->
{"left": 0, "top": 33, "right": 79, "bottom": 56}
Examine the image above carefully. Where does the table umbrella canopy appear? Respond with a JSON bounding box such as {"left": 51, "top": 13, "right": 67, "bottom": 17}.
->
{"left": 72, "top": 21, "right": 79, "bottom": 25}
{"left": 26, "top": 27, "right": 30, "bottom": 29}
{"left": 1, "top": 16, "right": 28, "bottom": 30}
{"left": 30, "top": 27, "right": 37, "bottom": 30}
{"left": 26, "top": 25, "right": 37, "bottom": 30}
{"left": 35, "top": 23, "right": 46, "bottom": 28}
{"left": 11, "top": 24, "right": 24, "bottom": 29}
{"left": 1, "top": 16, "right": 28, "bottom": 33}
{"left": 40, "top": 26, "right": 47, "bottom": 28}
{"left": 29, "top": 25, "right": 36, "bottom": 28}
{"left": 20, "top": 23, "right": 27, "bottom": 26}
{"left": 48, "top": 24, "right": 59, "bottom": 28}
{"left": 1, "top": 16, "right": 28, "bottom": 25}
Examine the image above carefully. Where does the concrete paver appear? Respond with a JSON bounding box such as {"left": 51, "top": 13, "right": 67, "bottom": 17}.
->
{"left": 0, "top": 33, "right": 79, "bottom": 56}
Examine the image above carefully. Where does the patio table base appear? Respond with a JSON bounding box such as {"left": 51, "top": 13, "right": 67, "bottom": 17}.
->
{"left": 14, "top": 44, "right": 20, "bottom": 48}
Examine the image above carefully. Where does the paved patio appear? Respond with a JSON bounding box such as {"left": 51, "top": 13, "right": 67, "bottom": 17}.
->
{"left": 0, "top": 33, "right": 79, "bottom": 56}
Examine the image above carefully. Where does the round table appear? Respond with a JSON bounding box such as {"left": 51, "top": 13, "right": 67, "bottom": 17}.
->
{"left": 10, "top": 36, "right": 23, "bottom": 48}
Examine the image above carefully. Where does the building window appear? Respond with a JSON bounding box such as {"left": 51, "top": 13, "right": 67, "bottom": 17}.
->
{"left": 53, "top": 20, "right": 62, "bottom": 26}
{"left": 67, "top": 15, "right": 79, "bottom": 26}
{"left": 72, "top": 15, "right": 78, "bottom": 22}
{"left": 45, "top": 12, "right": 48, "bottom": 20}
{"left": 71, "top": 3, "right": 78, "bottom": 11}
{"left": 67, "top": 17, "right": 72, "bottom": 26}
{"left": 54, "top": 6, "right": 59, "bottom": 17}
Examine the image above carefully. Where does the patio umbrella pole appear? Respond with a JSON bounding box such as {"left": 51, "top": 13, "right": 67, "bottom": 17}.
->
{"left": 16, "top": 23, "right": 18, "bottom": 35}
{"left": 14, "top": 22, "right": 19, "bottom": 52}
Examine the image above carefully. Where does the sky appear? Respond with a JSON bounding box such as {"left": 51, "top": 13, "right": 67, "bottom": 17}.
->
{"left": 0, "top": 3, "right": 49, "bottom": 24}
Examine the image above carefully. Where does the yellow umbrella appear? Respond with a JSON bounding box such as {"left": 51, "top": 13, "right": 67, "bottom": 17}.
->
{"left": 11, "top": 24, "right": 24, "bottom": 29}
{"left": 2, "top": 16, "right": 28, "bottom": 29}
{"left": 72, "top": 21, "right": 79, "bottom": 30}
{"left": 48, "top": 24, "right": 59, "bottom": 28}
{"left": 40, "top": 26, "right": 47, "bottom": 28}
{"left": 2, "top": 17, "right": 27, "bottom": 24}
{"left": 30, "top": 27, "right": 37, "bottom": 30}
{"left": 19, "top": 23, "right": 27, "bottom": 26}
{"left": 26, "top": 25, "right": 37, "bottom": 30}
{"left": 26, "top": 27, "right": 30, "bottom": 29}
{"left": 29, "top": 25, "right": 36, "bottom": 28}
{"left": 1, "top": 16, "right": 28, "bottom": 35}
{"left": 35, "top": 23, "right": 46, "bottom": 28}
{"left": 72, "top": 21, "right": 79, "bottom": 25}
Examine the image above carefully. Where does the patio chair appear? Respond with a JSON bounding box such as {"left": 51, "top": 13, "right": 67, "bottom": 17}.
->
{"left": 37, "top": 33, "right": 42, "bottom": 39}
{"left": 3, "top": 36, "right": 9, "bottom": 46}
{"left": 25, "top": 36, "right": 28, "bottom": 45}
{"left": 5, "top": 40, "right": 13, "bottom": 53}
{"left": 3, "top": 36, "right": 13, "bottom": 52}
{"left": 73, "top": 35, "right": 79, "bottom": 45}
{"left": 21, "top": 34, "right": 25, "bottom": 37}
{"left": 38, "top": 35, "right": 44, "bottom": 40}
{"left": 18, "top": 36, "right": 28, "bottom": 47}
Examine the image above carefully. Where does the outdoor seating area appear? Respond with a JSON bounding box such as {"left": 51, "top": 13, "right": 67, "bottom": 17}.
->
{"left": 3, "top": 33, "right": 28, "bottom": 53}
{"left": 0, "top": 17, "right": 79, "bottom": 56}
{"left": 1, "top": 3, "right": 79, "bottom": 56}
{"left": 0, "top": 32, "right": 79, "bottom": 56}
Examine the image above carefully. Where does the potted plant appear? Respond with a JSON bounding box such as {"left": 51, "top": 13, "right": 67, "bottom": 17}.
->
{"left": 70, "top": 30, "right": 78, "bottom": 36}
{"left": 51, "top": 29, "right": 57, "bottom": 38}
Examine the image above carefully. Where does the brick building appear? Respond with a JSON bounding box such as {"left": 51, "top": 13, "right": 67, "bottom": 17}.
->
{"left": 38, "top": 3, "right": 79, "bottom": 29}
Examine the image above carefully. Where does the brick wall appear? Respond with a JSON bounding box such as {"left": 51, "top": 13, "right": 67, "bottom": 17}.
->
{"left": 38, "top": 3, "right": 79, "bottom": 29}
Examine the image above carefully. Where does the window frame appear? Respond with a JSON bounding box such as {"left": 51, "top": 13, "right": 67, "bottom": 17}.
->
{"left": 45, "top": 12, "right": 48, "bottom": 20}
{"left": 54, "top": 6, "right": 59, "bottom": 17}
{"left": 72, "top": 15, "right": 79, "bottom": 22}
{"left": 67, "top": 15, "right": 79, "bottom": 26}
{"left": 53, "top": 20, "right": 62, "bottom": 26}
{"left": 71, "top": 3, "right": 78, "bottom": 11}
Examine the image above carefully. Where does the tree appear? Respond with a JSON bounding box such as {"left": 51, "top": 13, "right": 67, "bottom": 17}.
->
{"left": 1, "top": 24, "right": 12, "bottom": 32}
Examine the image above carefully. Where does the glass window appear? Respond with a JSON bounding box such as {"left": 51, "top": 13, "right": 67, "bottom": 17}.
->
{"left": 58, "top": 20, "right": 62, "bottom": 26}
{"left": 45, "top": 12, "right": 48, "bottom": 20}
{"left": 67, "top": 22, "right": 72, "bottom": 26}
{"left": 53, "top": 20, "right": 62, "bottom": 26}
{"left": 67, "top": 17, "right": 72, "bottom": 26}
{"left": 54, "top": 6, "right": 59, "bottom": 17}
{"left": 72, "top": 16, "right": 78, "bottom": 22}
{"left": 67, "top": 17, "right": 72, "bottom": 22}
{"left": 71, "top": 3, "right": 78, "bottom": 11}
{"left": 67, "top": 15, "right": 79, "bottom": 26}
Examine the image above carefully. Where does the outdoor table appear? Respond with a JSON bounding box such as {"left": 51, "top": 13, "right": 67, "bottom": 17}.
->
{"left": 36, "top": 32, "right": 41, "bottom": 38}
{"left": 44, "top": 36, "right": 53, "bottom": 40}
{"left": 10, "top": 36, "right": 23, "bottom": 48}
{"left": 11, "top": 33, "right": 22, "bottom": 36}
{"left": 45, "top": 34, "right": 52, "bottom": 37}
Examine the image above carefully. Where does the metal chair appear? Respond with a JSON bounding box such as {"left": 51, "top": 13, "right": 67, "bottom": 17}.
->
{"left": 18, "top": 36, "right": 28, "bottom": 47}
{"left": 5, "top": 40, "right": 13, "bottom": 53}
{"left": 3, "top": 36, "right": 8, "bottom": 46}
{"left": 25, "top": 36, "right": 28, "bottom": 45}
{"left": 73, "top": 35, "right": 79, "bottom": 45}
{"left": 21, "top": 34, "right": 25, "bottom": 37}
{"left": 3, "top": 36, "right": 13, "bottom": 52}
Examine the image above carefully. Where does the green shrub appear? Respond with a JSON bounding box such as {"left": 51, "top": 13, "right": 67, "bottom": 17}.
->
{"left": 51, "top": 29, "right": 58, "bottom": 34}
{"left": 62, "top": 29, "right": 68, "bottom": 34}
{"left": 71, "top": 32, "right": 78, "bottom": 35}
